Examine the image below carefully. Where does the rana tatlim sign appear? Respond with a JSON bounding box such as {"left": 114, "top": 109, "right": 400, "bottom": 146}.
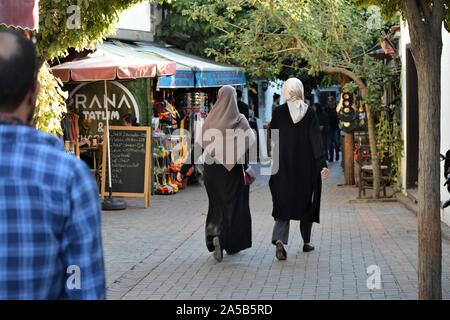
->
{"left": 66, "top": 79, "right": 152, "bottom": 139}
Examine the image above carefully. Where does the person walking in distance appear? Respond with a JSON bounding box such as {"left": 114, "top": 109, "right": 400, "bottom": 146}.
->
{"left": 269, "top": 78, "right": 329, "bottom": 261}
{"left": 326, "top": 96, "right": 341, "bottom": 162}
{"left": 178, "top": 86, "right": 256, "bottom": 262}
{"left": 0, "top": 30, "right": 105, "bottom": 299}
{"left": 236, "top": 89, "right": 250, "bottom": 120}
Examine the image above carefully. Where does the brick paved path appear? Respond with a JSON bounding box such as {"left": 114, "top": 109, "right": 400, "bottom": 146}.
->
{"left": 102, "top": 162, "right": 450, "bottom": 300}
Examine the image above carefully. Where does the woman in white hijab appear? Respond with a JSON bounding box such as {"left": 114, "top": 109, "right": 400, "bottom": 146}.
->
{"left": 179, "top": 85, "right": 256, "bottom": 262}
{"left": 269, "top": 78, "right": 329, "bottom": 261}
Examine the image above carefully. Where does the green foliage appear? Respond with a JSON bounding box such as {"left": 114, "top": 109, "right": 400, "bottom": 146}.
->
{"left": 34, "top": 62, "right": 68, "bottom": 136}
{"left": 371, "top": 66, "right": 403, "bottom": 186}
{"left": 37, "top": 0, "right": 143, "bottom": 61}
{"left": 157, "top": 0, "right": 226, "bottom": 57}
{"left": 177, "top": 0, "right": 389, "bottom": 80}
{"left": 34, "top": 0, "right": 141, "bottom": 135}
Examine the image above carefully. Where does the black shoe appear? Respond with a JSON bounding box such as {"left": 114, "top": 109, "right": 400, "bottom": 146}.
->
{"left": 213, "top": 236, "right": 223, "bottom": 262}
{"left": 275, "top": 241, "right": 287, "bottom": 260}
{"left": 303, "top": 244, "right": 315, "bottom": 252}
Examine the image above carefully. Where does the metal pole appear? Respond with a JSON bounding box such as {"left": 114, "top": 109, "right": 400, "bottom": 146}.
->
{"left": 105, "top": 80, "right": 113, "bottom": 194}
{"left": 101, "top": 79, "right": 127, "bottom": 210}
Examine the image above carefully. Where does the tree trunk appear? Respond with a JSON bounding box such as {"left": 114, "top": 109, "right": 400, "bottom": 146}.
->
{"left": 404, "top": 0, "right": 443, "bottom": 300}
{"left": 344, "top": 133, "right": 355, "bottom": 185}
{"left": 413, "top": 41, "right": 443, "bottom": 301}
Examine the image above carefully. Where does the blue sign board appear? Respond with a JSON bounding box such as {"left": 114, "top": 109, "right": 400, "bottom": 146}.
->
{"left": 196, "top": 70, "right": 246, "bottom": 88}
{"left": 158, "top": 70, "right": 246, "bottom": 89}
{"left": 158, "top": 70, "right": 195, "bottom": 88}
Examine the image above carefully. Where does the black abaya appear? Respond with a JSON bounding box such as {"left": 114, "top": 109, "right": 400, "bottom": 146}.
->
{"left": 203, "top": 162, "right": 252, "bottom": 254}
{"left": 269, "top": 105, "right": 327, "bottom": 223}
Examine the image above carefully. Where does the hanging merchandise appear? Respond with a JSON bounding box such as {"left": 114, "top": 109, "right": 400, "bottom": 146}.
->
{"left": 338, "top": 91, "right": 357, "bottom": 123}
{"left": 358, "top": 101, "right": 367, "bottom": 127}
{"left": 337, "top": 91, "right": 360, "bottom": 134}
{"left": 341, "top": 119, "right": 359, "bottom": 133}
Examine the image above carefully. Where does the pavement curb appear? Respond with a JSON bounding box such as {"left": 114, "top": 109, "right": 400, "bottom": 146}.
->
{"left": 397, "top": 193, "right": 450, "bottom": 243}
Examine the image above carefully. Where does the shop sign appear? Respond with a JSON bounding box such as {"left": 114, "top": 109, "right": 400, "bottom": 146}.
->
{"left": 197, "top": 70, "right": 246, "bottom": 88}
{"left": 67, "top": 81, "right": 141, "bottom": 138}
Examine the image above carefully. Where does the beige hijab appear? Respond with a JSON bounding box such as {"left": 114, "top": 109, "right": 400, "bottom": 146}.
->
{"left": 198, "top": 85, "right": 256, "bottom": 171}
{"left": 283, "top": 78, "right": 309, "bottom": 124}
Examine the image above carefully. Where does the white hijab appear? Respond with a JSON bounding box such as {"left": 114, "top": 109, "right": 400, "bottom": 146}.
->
{"left": 283, "top": 78, "right": 309, "bottom": 124}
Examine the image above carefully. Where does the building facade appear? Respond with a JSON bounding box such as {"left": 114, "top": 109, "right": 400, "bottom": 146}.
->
{"left": 399, "top": 20, "right": 450, "bottom": 226}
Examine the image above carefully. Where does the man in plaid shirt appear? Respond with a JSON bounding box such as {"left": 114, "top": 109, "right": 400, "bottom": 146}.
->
{"left": 0, "top": 30, "right": 105, "bottom": 299}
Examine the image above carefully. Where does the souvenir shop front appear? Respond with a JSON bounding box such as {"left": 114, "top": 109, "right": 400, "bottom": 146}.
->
{"left": 133, "top": 42, "right": 247, "bottom": 195}
{"left": 53, "top": 40, "right": 247, "bottom": 197}
{"left": 51, "top": 43, "right": 176, "bottom": 193}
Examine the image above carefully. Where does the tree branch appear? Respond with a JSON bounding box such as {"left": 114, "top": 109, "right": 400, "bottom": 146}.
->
{"left": 431, "top": 0, "right": 444, "bottom": 31}
{"left": 268, "top": 47, "right": 302, "bottom": 55}
{"left": 320, "top": 65, "right": 367, "bottom": 96}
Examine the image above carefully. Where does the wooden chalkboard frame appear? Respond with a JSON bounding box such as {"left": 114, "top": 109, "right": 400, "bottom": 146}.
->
{"left": 101, "top": 126, "right": 151, "bottom": 208}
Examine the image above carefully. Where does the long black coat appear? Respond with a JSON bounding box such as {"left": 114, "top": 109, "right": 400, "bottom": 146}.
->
{"left": 269, "top": 105, "right": 327, "bottom": 223}
{"left": 204, "top": 162, "right": 252, "bottom": 254}
{"left": 181, "top": 154, "right": 252, "bottom": 254}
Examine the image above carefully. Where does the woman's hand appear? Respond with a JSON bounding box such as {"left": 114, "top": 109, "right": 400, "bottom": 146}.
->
{"left": 245, "top": 167, "right": 257, "bottom": 183}
{"left": 176, "top": 172, "right": 183, "bottom": 182}
{"left": 321, "top": 168, "right": 330, "bottom": 179}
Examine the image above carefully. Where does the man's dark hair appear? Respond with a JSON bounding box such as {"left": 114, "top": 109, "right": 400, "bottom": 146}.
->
{"left": 236, "top": 89, "right": 243, "bottom": 99}
{"left": 0, "top": 30, "right": 38, "bottom": 113}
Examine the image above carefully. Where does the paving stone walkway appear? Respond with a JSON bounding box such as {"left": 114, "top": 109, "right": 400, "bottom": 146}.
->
{"left": 101, "top": 162, "right": 450, "bottom": 300}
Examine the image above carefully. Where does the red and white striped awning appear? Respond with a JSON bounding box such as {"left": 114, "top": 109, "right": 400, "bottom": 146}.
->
{"left": 0, "top": 0, "right": 39, "bottom": 31}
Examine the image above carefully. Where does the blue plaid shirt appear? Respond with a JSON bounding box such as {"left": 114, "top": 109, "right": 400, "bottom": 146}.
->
{"left": 0, "top": 123, "right": 106, "bottom": 300}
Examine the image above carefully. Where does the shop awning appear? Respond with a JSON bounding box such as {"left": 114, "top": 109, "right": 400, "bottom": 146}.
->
{"left": 51, "top": 45, "right": 176, "bottom": 82}
{"left": 114, "top": 41, "right": 246, "bottom": 88}
{"left": 0, "top": 0, "right": 39, "bottom": 31}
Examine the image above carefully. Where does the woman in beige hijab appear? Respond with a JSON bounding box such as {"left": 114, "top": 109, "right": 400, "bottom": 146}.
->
{"left": 179, "top": 85, "right": 256, "bottom": 262}
{"left": 269, "top": 78, "right": 329, "bottom": 261}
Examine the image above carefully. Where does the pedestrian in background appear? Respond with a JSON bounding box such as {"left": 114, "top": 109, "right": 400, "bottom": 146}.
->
{"left": 178, "top": 86, "right": 256, "bottom": 262}
{"left": 326, "top": 96, "right": 341, "bottom": 162}
{"left": 236, "top": 89, "right": 250, "bottom": 120}
{"left": 0, "top": 30, "right": 105, "bottom": 299}
{"left": 269, "top": 78, "right": 329, "bottom": 261}
{"left": 272, "top": 93, "right": 281, "bottom": 113}
{"left": 311, "top": 102, "right": 329, "bottom": 158}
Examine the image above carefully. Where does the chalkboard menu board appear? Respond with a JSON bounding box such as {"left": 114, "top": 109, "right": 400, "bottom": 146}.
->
{"left": 101, "top": 126, "right": 151, "bottom": 208}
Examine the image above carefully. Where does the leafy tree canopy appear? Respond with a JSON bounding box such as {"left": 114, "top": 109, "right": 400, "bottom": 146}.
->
{"left": 38, "top": 0, "right": 144, "bottom": 60}
{"left": 177, "top": 0, "right": 392, "bottom": 82}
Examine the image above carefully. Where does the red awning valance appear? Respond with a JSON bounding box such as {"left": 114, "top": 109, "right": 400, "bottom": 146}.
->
{"left": 0, "top": 0, "right": 39, "bottom": 31}
{"left": 52, "top": 50, "right": 177, "bottom": 82}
